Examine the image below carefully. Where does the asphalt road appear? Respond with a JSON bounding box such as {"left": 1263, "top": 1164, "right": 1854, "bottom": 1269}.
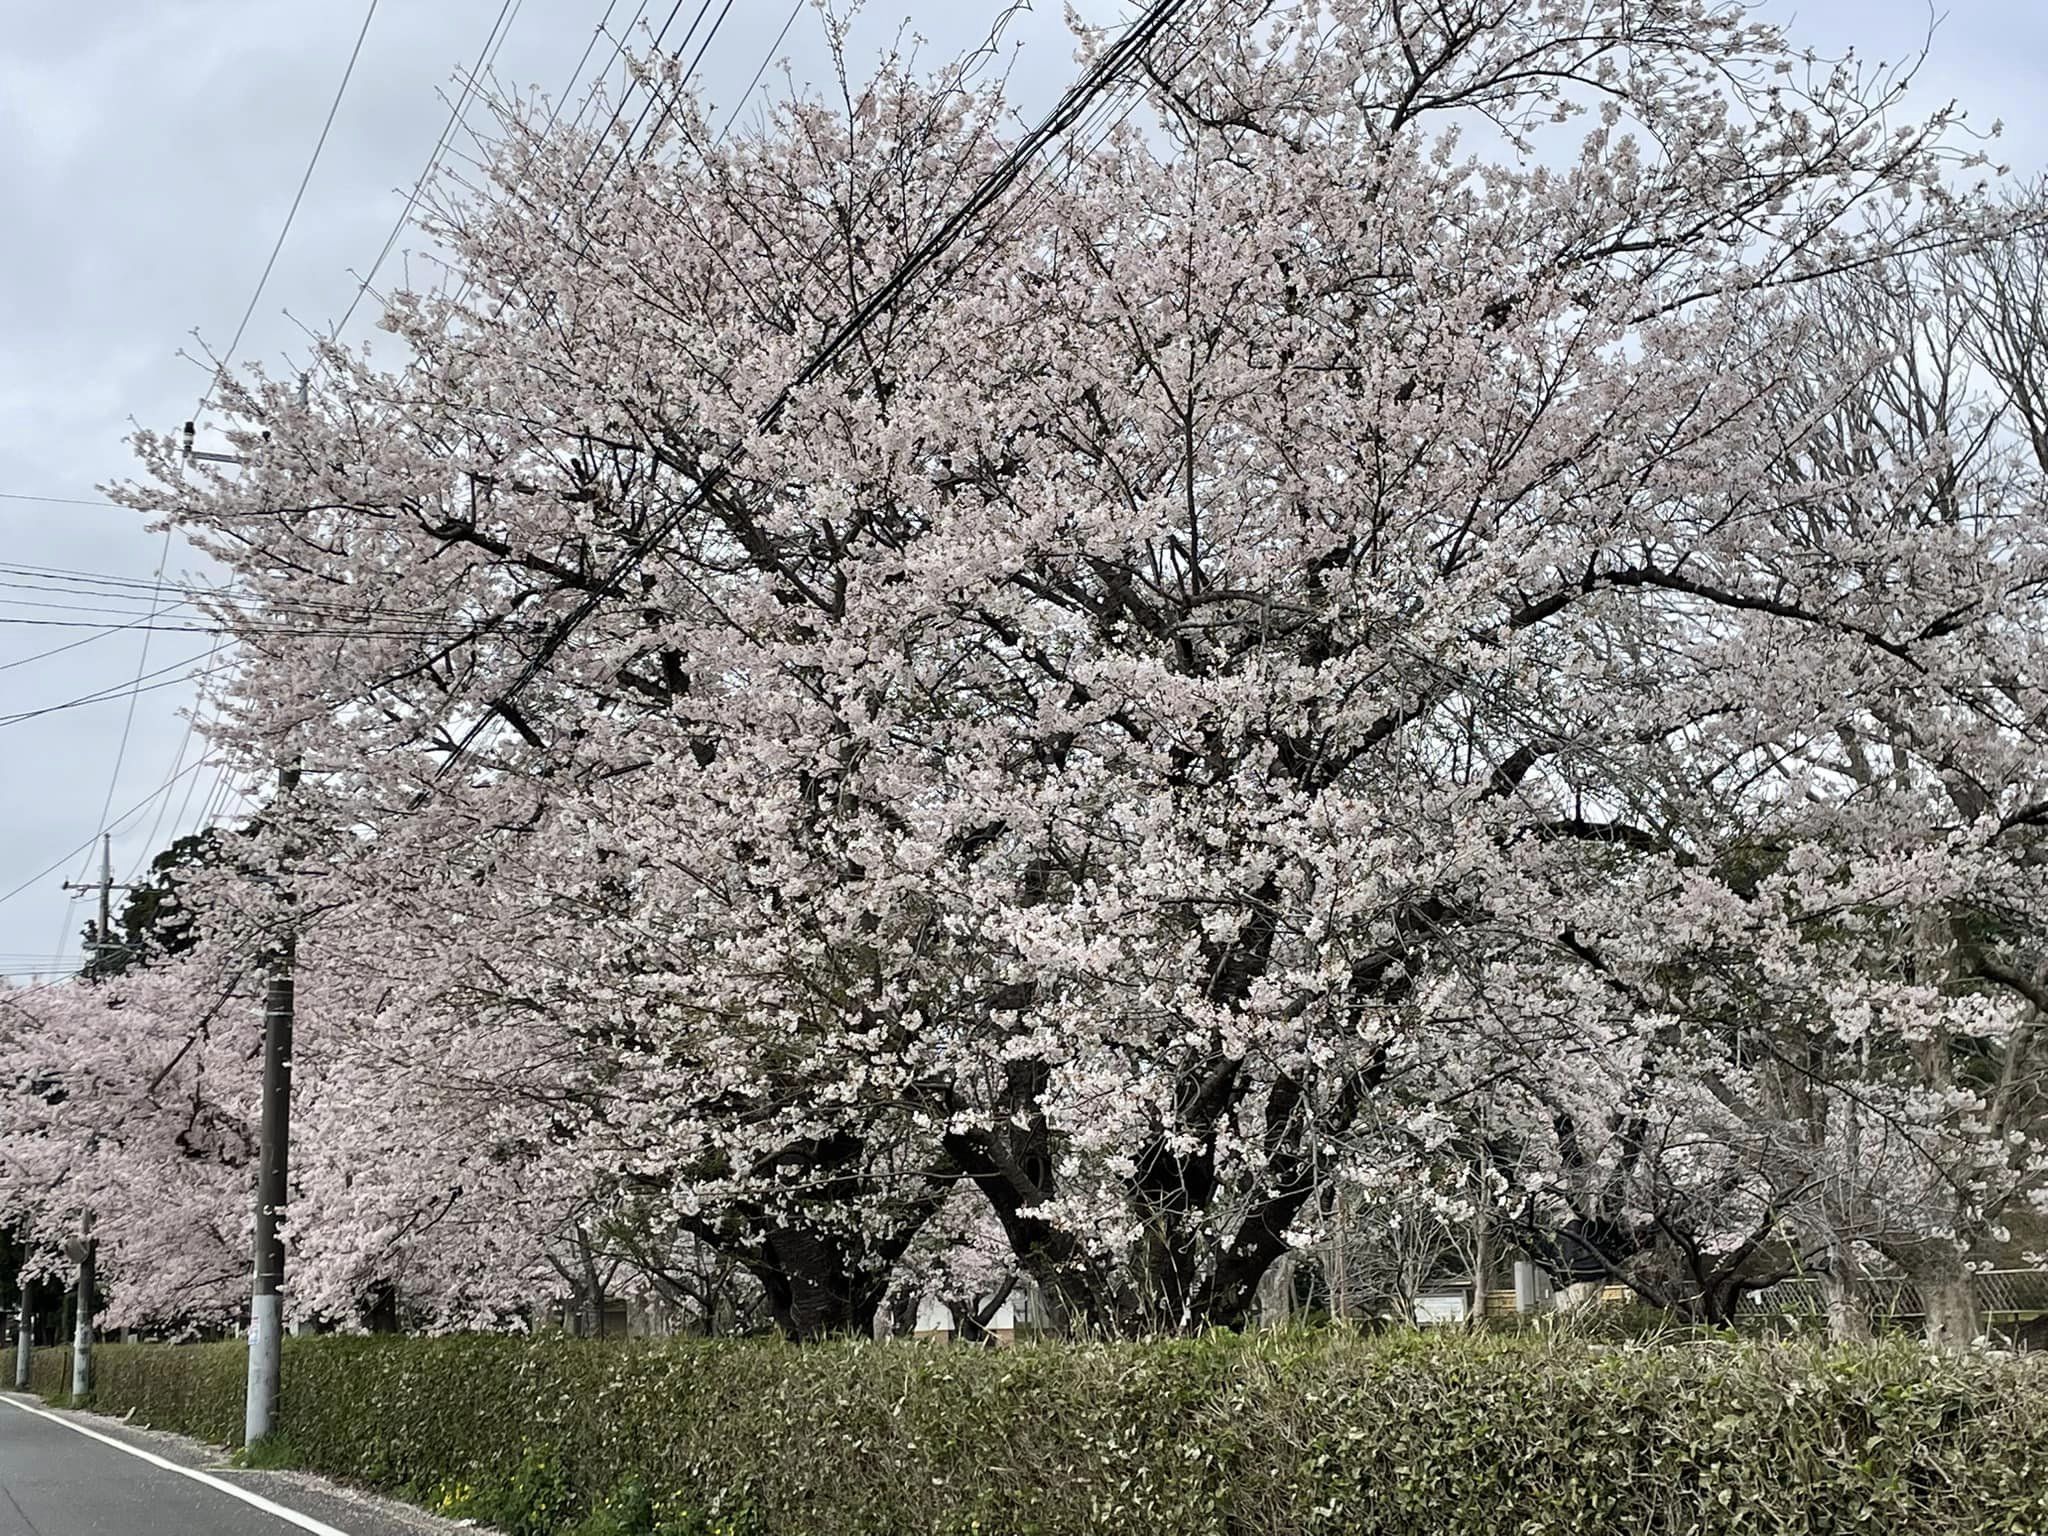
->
{"left": 0, "top": 1395, "right": 462, "bottom": 1536}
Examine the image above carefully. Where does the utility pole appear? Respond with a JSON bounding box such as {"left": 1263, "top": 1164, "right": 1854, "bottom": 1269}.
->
{"left": 245, "top": 761, "right": 299, "bottom": 1444}
{"left": 13, "top": 1279, "right": 30, "bottom": 1391}
{"left": 1470, "top": 1140, "right": 1491, "bottom": 1330}
{"left": 64, "top": 1226, "right": 93, "bottom": 1398}
{"left": 61, "top": 833, "right": 126, "bottom": 975}
{"left": 180, "top": 400, "right": 305, "bottom": 1443}
{"left": 58, "top": 832, "right": 124, "bottom": 1396}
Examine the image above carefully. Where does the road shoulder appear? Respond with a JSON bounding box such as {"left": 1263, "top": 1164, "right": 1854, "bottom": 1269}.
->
{"left": 1, "top": 1392, "right": 498, "bottom": 1536}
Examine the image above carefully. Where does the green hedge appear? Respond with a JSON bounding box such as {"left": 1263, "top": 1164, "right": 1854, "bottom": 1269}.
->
{"left": 28, "top": 1332, "right": 2048, "bottom": 1536}
{"left": 26, "top": 1344, "right": 65, "bottom": 1397}
{"left": 28, "top": 1341, "right": 246, "bottom": 1445}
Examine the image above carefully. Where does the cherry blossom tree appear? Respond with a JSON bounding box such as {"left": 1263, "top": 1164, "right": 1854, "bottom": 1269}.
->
{"left": 94, "top": 0, "right": 2047, "bottom": 1339}
{"left": 0, "top": 952, "right": 263, "bottom": 1330}
{"left": 0, "top": 903, "right": 591, "bottom": 1335}
{"left": 1720, "top": 219, "right": 2048, "bottom": 1345}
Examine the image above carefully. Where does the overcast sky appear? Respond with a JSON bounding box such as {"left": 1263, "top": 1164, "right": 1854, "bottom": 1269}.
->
{"left": 1, "top": 0, "right": 2040, "bottom": 979}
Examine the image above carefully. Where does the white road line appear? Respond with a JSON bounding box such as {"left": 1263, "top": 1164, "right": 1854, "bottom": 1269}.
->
{"left": 0, "top": 1392, "right": 354, "bottom": 1536}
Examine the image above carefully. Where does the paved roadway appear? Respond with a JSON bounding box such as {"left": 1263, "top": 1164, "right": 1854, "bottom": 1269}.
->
{"left": 0, "top": 1394, "right": 457, "bottom": 1536}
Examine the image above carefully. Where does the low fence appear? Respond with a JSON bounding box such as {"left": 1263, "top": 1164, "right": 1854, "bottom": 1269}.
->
{"left": 1741, "top": 1268, "right": 2048, "bottom": 1323}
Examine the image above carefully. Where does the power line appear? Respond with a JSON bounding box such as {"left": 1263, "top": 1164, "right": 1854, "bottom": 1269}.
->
{"left": 558, "top": 1, "right": 632, "bottom": 116}
{"left": 0, "top": 615, "right": 175, "bottom": 675}
{"left": 551, "top": 0, "right": 712, "bottom": 251}
{"left": 198, "top": 0, "right": 384, "bottom": 413}
{"left": 0, "top": 561, "right": 548, "bottom": 638}
{"left": 335, "top": 0, "right": 638, "bottom": 350}
{"left": 79, "top": 547, "right": 172, "bottom": 962}
{"left": 784, "top": 0, "right": 1208, "bottom": 402}
{"left": 334, "top": 0, "right": 524, "bottom": 343}
{"left": 932, "top": 3, "right": 1223, "bottom": 305}
{"left": 715, "top": 0, "right": 805, "bottom": 147}
{"left": 0, "top": 562, "right": 202, "bottom": 590}
{"left": 168, "top": 741, "right": 228, "bottom": 853}
{"left": 0, "top": 653, "right": 232, "bottom": 731}
{"left": 629, "top": 0, "right": 738, "bottom": 166}
{"left": 0, "top": 759, "right": 215, "bottom": 915}
{"left": 126, "top": 638, "right": 224, "bottom": 884}
{"left": 444, "top": 0, "right": 1212, "bottom": 768}
{"left": 79, "top": 0, "right": 378, "bottom": 977}
{"left": 0, "top": 557, "right": 494, "bottom": 612}
{"left": 0, "top": 616, "right": 532, "bottom": 642}
{"left": 545, "top": 0, "right": 632, "bottom": 141}
{"left": 450, "top": 0, "right": 668, "bottom": 331}
{"left": 196, "top": 762, "right": 244, "bottom": 838}
{"left": 0, "top": 492, "right": 123, "bottom": 510}
{"left": 0, "top": 590, "right": 206, "bottom": 620}
{"left": 474, "top": 0, "right": 652, "bottom": 238}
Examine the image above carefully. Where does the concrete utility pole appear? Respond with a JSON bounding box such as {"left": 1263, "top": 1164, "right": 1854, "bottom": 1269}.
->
{"left": 179, "top": 404, "right": 306, "bottom": 1444}
{"left": 58, "top": 832, "right": 124, "bottom": 1396}
{"left": 13, "top": 1282, "right": 30, "bottom": 1391}
{"left": 65, "top": 1226, "right": 93, "bottom": 1398}
{"left": 60, "top": 834, "right": 125, "bottom": 972}
{"left": 245, "top": 762, "right": 299, "bottom": 1444}
{"left": 1470, "top": 1141, "right": 1491, "bottom": 1330}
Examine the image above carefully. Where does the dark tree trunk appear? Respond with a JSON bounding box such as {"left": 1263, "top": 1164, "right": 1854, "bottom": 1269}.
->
{"left": 885, "top": 1287, "right": 919, "bottom": 1340}
{"left": 361, "top": 1280, "right": 402, "bottom": 1334}
{"left": 671, "top": 1131, "right": 951, "bottom": 1343}
{"left": 750, "top": 1224, "right": 892, "bottom": 1341}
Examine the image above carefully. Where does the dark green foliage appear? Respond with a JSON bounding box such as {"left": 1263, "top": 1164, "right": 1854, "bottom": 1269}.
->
{"left": 79, "top": 828, "right": 225, "bottom": 979}
{"left": 238, "top": 1431, "right": 304, "bottom": 1470}
{"left": 27, "top": 1346, "right": 66, "bottom": 1397}
{"left": 29, "top": 1341, "right": 245, "bottom": 1441}
{"left": 27, "top": 1333, "right": 2048, "bottom": 1535}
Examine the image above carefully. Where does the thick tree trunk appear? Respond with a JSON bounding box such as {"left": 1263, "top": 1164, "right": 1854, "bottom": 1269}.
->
{"left": 1718, "top": 1283, "right": 1758, "bottom": 1329}
{"left": 1916, "top": 1259, "right": 1980, "bottom": 1351}
{"left": 672, "top": 1131, "right": 948, "bottom": 1342}
{"left": 940, "top": 1276, "right": 1017, "bottom": 1346}
{"left": 881, "top": 1288, "right": 918, "bottom": 1341}
{"left": 751, "top": 1225, "right": 890, "bottom": 1341}
{"left": 361, "top": 1279, "right": 402, "bottom": 1335}
{"left": 942, "top": 1127, "right": 1124, "bottom": 1332}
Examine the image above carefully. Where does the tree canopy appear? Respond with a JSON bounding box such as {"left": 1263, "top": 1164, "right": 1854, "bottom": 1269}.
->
{"left": 4, "top": 0, "right": 2044, "bottom": 1343}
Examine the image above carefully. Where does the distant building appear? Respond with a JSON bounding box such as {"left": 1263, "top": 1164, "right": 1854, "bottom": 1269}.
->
{"left": 909, "top": 1279, "right": 1052, "bottom": 1344}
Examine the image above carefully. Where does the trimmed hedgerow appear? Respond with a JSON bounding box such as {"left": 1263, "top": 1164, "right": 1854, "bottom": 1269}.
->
{"left": 26, "top": 1344, "right": 66, "bottom": 1398}
{"left": 29, "top": 1331, "right": 2048, "bottom": 1536}
{"left": 28, "top": 1340, "right": 245, "bottom": 1444}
